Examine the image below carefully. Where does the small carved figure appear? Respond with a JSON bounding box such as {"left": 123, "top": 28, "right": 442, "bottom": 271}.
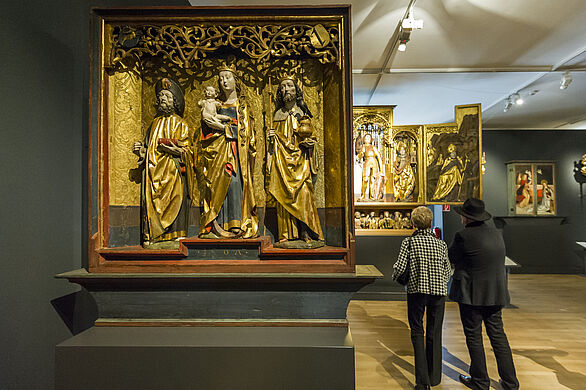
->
{"left": 383, "top": 210, "right": 393, "bottom": 229}
{"left": 377, "top": 212, "right": 385, "bottom": 229}
{"left": 357, "top": 133, "right": 384, "bottom": 200}
{"left": 198, "top": 86, "right": 232, "bottom": 125}
{"left": 267, "top": 76, "right": 323, "bottom": 248}
{"left": 354, "top": 211, "right": 362, "bottom": 229}
{"left": 364, "top": 212, "right": 372, "bottom": 229}
{"left": 368, "top": 211, "right": 378, "bottom": 229}
{"left": 404, "top": 212, "right": 413, "bottom": 229}
{"left": 393, "top": 211, "right": 403, "bottom": 229}
{"left": 402, "top": 214, "right": 411, "bottom": 229}
{"left": 393, "top": 141, "right": 416, "bottom": 201}
{"left": 360, "top": 213, "right": 368, "bottom": 229}
{"left": 132, "top": 78, "right": 195, "bottom": 248}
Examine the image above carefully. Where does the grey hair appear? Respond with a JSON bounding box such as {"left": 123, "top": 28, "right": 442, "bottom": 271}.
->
{"left": 411, "top": 206, "right": 433, "bottom": 229}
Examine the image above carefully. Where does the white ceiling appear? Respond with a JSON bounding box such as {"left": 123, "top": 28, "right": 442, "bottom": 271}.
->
{"left": 189, "top": 0, "right": 586, "bottom": 129}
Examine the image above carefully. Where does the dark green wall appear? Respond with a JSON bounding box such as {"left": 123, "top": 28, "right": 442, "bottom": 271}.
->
{"left": 475, "top": 130, "right": 586, "bottom": 274}
{"left": 0, "top": 2, "right": 187, "bottom": 389}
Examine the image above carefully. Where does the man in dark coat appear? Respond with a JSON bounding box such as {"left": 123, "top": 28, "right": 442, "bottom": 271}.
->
{"left": 449, "top": 198, "right": 519, "bottom": 390}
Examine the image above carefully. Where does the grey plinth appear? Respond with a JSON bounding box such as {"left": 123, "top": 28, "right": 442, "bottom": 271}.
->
{"left": 55, "top": 326, "right": 355, "bottom": 390}
{"left": 55, "top": 265, "right": 382, "bottom": 326}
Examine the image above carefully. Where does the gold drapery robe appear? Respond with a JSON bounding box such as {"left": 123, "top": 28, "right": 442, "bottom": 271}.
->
{"left": 393, "top": 161, "right": 415, "bottom": 200}
{"left": 199, "top": 101, "right": 258, "bottom": 238}
{"left": 144, "top": 114, "right": 195, "bottom": 242}
{"left": 432, "top": 156, "right": 464, "bottom": 200}
{"left": 268, "top": 115, "right": 323, "bottom": 241}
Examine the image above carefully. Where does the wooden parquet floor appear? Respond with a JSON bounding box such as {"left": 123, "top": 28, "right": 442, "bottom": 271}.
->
{"left": 348, "top": 274, "right": 586, "bottom": 390}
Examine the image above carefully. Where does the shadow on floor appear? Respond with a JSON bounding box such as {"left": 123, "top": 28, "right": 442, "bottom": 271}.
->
{"left": 442, "top": 347, "right": 501, "bottom": 389}
{"left": 513, "top": 348, "right": 586, "bottom": 390}
{"left": 352, "top": 303, "right": 506, "bottom": 389}
{"left": 352, "top": 304, "right": 415, "bottom": 389}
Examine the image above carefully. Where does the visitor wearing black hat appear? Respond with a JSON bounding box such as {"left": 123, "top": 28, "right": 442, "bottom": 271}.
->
{"left": 449, "top": 198, "right": 519, "bottom": 390}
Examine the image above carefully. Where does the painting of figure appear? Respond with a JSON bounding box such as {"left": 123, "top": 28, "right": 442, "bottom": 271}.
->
{"left": 508, "top": 162, "right": 556, "bottom": 216}
{"left": 514, "top": 165, "right": 534, "bottom": 215}
{"left": 536, "top": 164, "right": 556, "bottom": 215}
{"left": 425, "top": 104, "right": 481, "bottom": 204}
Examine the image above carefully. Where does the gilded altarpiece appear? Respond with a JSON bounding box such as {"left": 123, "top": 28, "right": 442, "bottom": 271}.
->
{"left": 352, "top": 106, "right": 423, "bottom": 236}
{"left": 424, "top": 104, "right": 482, "bottom": 204}
{"left": 90, "top": 7, "right": 354, "bottom": 273}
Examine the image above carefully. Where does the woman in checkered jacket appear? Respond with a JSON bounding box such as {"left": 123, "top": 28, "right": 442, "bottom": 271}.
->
{"left": 392, "top": 206, "right": 452, "bottom": 390}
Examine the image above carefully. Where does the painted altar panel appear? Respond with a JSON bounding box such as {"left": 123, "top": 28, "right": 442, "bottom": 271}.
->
{"left": 424, "top": 104, "right": 482, "bottom": 204}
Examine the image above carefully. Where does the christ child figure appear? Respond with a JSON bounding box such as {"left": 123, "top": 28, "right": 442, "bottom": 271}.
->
{"left": 199, "top": 86, "right": 232, "bottom": 124}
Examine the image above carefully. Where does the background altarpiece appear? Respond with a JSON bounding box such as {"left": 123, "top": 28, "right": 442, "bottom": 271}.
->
{"left": 353, "top": 104, "right": 483, "bottom": 236}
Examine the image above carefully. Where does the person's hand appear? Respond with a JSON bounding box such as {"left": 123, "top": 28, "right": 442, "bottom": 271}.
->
{"left": 132, "top": 142, "right": 146, "bottom": 159}
{"left": 216, "top": 114, "right": 232, "bottom": 122}
{"left": 299, "top": 138, "right": 316, "bottom": 150}
{"left": 267, "top": 128, "right": 275, "bottom": 142}
{"left": 157, "top": 142, "right": 182, "bottom": 157}
{"left": 203, "top": 116, "right": 225, "bottom": 131}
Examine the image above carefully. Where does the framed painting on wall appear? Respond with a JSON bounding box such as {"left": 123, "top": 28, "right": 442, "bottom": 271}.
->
{"left": 507, "top": 161, "right": 556, "bottom": 216}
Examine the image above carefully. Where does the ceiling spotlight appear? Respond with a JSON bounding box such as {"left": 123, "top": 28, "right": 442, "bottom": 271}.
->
{"left": 397, "top": 30, "right": 411, "bottom": 52}
{"left": 560, "top": 71, "right": 572, "bottom": 90}
{"left": 513, "top": 93, "right": 523, "bottom": 105}
{"left": 396, "top": 6, "right": 421, "bottom": 54}
{"left": 504, "top": 97, "right": 513, "bottom": 112}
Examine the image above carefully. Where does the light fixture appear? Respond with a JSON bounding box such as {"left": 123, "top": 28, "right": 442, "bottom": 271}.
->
{"left": 397, "top": 30, "right": 411, "bottom": 52}
{"left": 503, "top": 97, "right": 513, "bottom": 112}
{"left": 560, "top": 71, "right": 572, "bottom": 89}
{"left": 513, "top": 93, "right": 523, "bottom": 105}
{"left": 396, "top": 5, "right": 422, "bottom": 53}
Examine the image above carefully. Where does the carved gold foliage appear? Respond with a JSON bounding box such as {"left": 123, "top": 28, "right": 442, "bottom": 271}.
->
{"left": 425, "top": 125, "right": 458, "bottom": 135}
{"left": 110, "top": 23, "right": 340, "bottom": 71}
{"left": 109, "top": 71, "right": 142, "bottom": 206}
{"left": 354, "top": 113, "right": 391, "bottom": 130}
